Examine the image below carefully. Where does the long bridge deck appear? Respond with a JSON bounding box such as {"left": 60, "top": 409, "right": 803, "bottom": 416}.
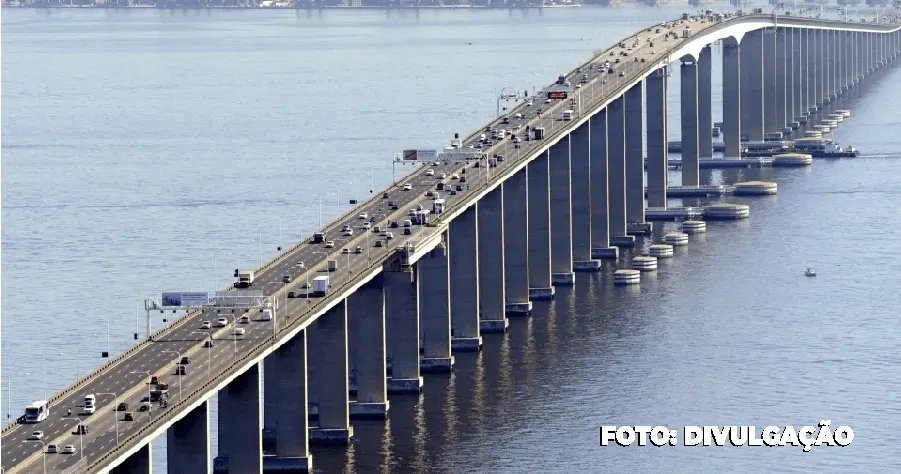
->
{"left": 3, "top": 10, "right": 900, "bottom": 474}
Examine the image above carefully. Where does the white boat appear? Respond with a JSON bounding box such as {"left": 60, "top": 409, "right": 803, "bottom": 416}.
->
{"left": 805, "top": 268, "right": 816, "bottom": 277}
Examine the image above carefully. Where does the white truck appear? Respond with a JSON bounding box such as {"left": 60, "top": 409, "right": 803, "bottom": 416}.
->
{"left": 562, "top": 109, "right": 574, "bottom": 121}
{"left": 235, "top": 270, "right": 255, "bottom": 288}
{"left": 312, "top": 276, "right": 329, "bottom": 296}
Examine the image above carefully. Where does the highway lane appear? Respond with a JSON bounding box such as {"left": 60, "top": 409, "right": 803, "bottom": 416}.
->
{"left": 4, "top": 14, "right": 721, "bottom": 474}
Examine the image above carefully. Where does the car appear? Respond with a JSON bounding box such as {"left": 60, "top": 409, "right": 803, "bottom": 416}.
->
{"left": 342, "top": 229, "right": 353, "bottom": 236}
{"left": 526, "top": 100, "right": 533, "bottom": 106}
{"left": 74, "top": 425, "right": 88, "bottom": 435}
{"left": 341, "top": 224, "right": 351, "bottom": 231}
{"left": 451, "top": 173, "right": 460, "bottom": 180}
{"left": 282, "top": 274, "right": 291, "bottom": 283}
{"left": 233, "top": 328, "right": 246, "bottom": 337}
{"left": 544, "top": 99, "right": 552, "bottom": 104}
{"left": 82, "top": 405, "right": 95, "bottom": 416}
{"left": 354, "top": 246, "right": 363, "bottom": 254}
{"left": 619, "top": 72, "right": 625, "bottom": 77}
{"left": 325, "top": 241, "right": 335, "bottom": 248}
{"left": 403, "top": 184, "right": 412, "bottom": 191}
{"left": 385, "top": 232, "right": 395, "bottom": 240}
{"left": 61, "top": 445, "right": 77, "bottom": 455}
{"left": 123, "top": 412, "right": 135, "bottom": 421}
{"left": 439, "top": 173, "right": 447, "bottom": 179}
{"left": 239, "top": 315, "right": 250, "bottom": 324}
{"left": 382, "top": 192, "right": 389, "bottom": 199}
{"left": 216, "top": 317, "right": 228, "bottom": 327}
{"left": 139, "top": 401, "right": 152, "bottom": 412}
{"left": 389, "top": 221, "right": 399, "bottom": 228}
{"left": 342, "top": 248, "right": 350, "bottom": 254}
{"left": 362, "top": 222, "right": 371, "bottom": 229}
{"left": 358, "top": 213, "right": 368, "bottom": 219}
{"left": 180, "top": 356, "right": 190, "bottom": 365}
{"left": 374, "top": 240, "right": 384, "bottom": 248}
{"left": 46, "top": 445, "right": 58, "bottom": 454}
{"left": 425, "top": 169, "right": 435, "bottom": 176}
{"left": 116, "top": 403, "right": 128, "bottom": 411}
{"left": 176, "top": 366, "right": 187, "bottom": 376}
{"left": 426, "top": 190, "right": 435, "bottom": 197}
{"left": 201, "top": 321, "right": 211, "bottom": 330}
{"left": 204, "top": 340, "right": 214, "bottom": 348}
{"left": 404, "top": 228, "right": 412, "bottom": 235}
{"left": 28, "top": 431, "right": 43, "bottom": 441}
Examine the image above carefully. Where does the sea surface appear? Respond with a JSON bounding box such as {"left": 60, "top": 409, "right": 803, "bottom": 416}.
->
{"left": 3, "top": 5, "right": 901, "bottom": 472}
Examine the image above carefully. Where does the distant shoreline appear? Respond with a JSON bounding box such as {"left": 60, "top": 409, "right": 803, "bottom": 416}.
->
{"left": 1, "top": 3, "right": 590, "bottom": 9}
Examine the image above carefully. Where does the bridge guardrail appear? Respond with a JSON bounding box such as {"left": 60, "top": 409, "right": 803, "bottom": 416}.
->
{"left": 82, "top": 253, "right": 391, "bottom": 474}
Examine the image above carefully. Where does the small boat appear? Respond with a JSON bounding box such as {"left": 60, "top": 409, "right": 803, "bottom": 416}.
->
{"left": 805, "top": 268, "right": 816, "bottom": 277}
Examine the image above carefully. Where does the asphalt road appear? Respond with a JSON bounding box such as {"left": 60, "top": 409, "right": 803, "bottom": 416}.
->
{"left": 1, "top": 14, "right": 724, "bottom": 474}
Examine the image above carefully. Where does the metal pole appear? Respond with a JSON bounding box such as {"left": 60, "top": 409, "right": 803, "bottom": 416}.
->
{"left": 43, "top": 352, "right": 47, "bottom": 402}
{"left": 22, "top": 441, "right": 46, "bottom": 474}
{"left": 162, "top": 351, "right": 182, "bottom": 400}
{"left": 258, "top": 228, "right": 263, "bottom": 268}
{"left": 192, "top": 332, "right": 211, "bottom": 380}
{"left": 318, "top": 197, "right": 322, "bottom": 229}
{"left": 97, "top": 392, "right": 119, "bottom": 445}
{"left": 6, "top": 378, "right": 10, "bottom": 419}
{"left": 106, "top": 316, "right": 110, "bottom": 357}
{"left": 278, "top": 217, "right": 283, "bottom": 247}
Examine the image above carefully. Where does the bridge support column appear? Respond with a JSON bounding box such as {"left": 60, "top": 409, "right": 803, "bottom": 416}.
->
{"left": 450, "top": 206, "right": 485, "bottom": 347}
{"left": 680, "top": 60, "right": 699, "bottom": 186}
{"left": 697, "top": 46, "right": 713, "bottom": 159}
{"left": 348, "top": 279, "right": 390, "bottom": 416}
{"left": 569, "top": 123, "right": 598, "bottom": 271}
{"left": 606, "top": 96, "right": 632, "bottom": 248}
{"left": 823, "top": 30, "right": 833, "bottom": 102}
{"left": 502, "top": 169, "right": 532, "bottom": 314}
{"left": 830, "top": 30, "right": 839, "bottom": 99}
{"left": 625, "top": 82, "right": 647, "bottom": 234}
{"left": 549, "top": 137, "right": 575, "bottom": 285}
{"left": 807, "top": 29, "right": 818, "bottom": 114}
{"left": 814, "top": 30, "right": 824, "bottom": 108}
{"left": 722, "top": 41, "right": 741, "bottom": 158}
{"left": 215, "top": 363, "right": 263, "bottom": 474}
{"left": 786, "top": 28, "right": 795, "bottom": 124}
{"left": 309, "top": 301, "right": 353, "bottom": 444}
{"left": 385, "top": 269, "right": 424, "bottom": 391}
{"left": 762, "top": 28, "right": 777, "bottom": 134}
{"left": 741, "top": 30, "right": 764, "bottom": 140}
{"left": 418, "top": 242, "right": 455, "bottom": 371}
{"left": 477, "top": 186, "right": 509, "bottom": 329}
{"left": 114, "top": 443, "right": 152, "bottom": 474}
{"left": 269, "top": 331, "right": 313, "bottom": 471}
{"left": 774, "top": 28, "right": 788, "bottom": 134}
{"left": 527, "top": 152, "right": 557, "bottom": 296}
{"left": 792, "top": 28, "right": 805, "bottom": 124}
{"left": 646, "top": 67, "right": 667, "bottom": 210}
{"left": 167, "top": 401, "right": 210, "bottom": 474}
{"left": 589, "top": 112, "right": 617, "bottom": 259}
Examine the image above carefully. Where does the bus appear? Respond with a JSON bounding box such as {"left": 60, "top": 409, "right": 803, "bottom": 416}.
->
{"left": 562, "top": 109, "right": 574, "bottom": 121}
{"left": 25, "top": 400, "right": 50, "bottom": 423}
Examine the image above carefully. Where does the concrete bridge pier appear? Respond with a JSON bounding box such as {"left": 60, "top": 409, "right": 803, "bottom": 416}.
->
{"left": 266, "top": 331, "right": 313, "bottom": 471}
{"left": 308, "top": 302, "right": 353, "bottom": 444}
{"left": 215, "top": 363, "right": 263, "bottom": 473}
{"left": 645, "top": 67, "right": 667, "bottom": 209}
{"left": 774, "top": 28, "right": 788, "bottom": 135}
{"left": 813, "top": 29, "right": 824, "bottom": 110}
{"left": 450, "top": 206, "right": 485, "bottom": 348}
{"left": 569, "top": 123, "right": 599, "bottom": 272}
{"left": 418, "top": 243, "right": 455, "bottom": 371}
{"left": 762, "top": 28, "right": 777, "bottom": 134}
{"left": 502, "top": 169, "right": 533, "bottom": 314}
{"left": 697, "top": 46, "right": 713, "bottom": 158}
{"left": 808, "top": 29, "right": 819, "bottom": 115}
{"left": 527, "top": 152, "right": 557, "bottom": 298}
{"left": 606, "top": 96, "right": 633, "bottom": 248}
{"left": 588, "top": 112, "right": 618, "bottom": 260}
{"left": 792, "top": 28, "right": 806, "bottom": 125}
{"left": 167, "top": 402, "right": 210, "bottom": 474}
{"left": 348, "top": 280, "right": 390, "bottom": 416}
{"left": 624, "top": 82, "right": 648, "bottom": 235}
{"left": 385, "top": 269, "right": 424, "bottom": 391}
{"left": 113, "top": 443, "right": 152, "bottom": 474}
{"left": 785, "top": 28, "right": 795, "bottom": 126}
{"left": 721, "top": 40, "right": 742, "bottom": 157}
{"left": 549, "top": 136, "right": 575, "bottom": 285}
{"left": 477, "top": 186, "right": 510, "bottom": 330}
{"left": 679, "top": 60, "right": 700, "bottom": 186}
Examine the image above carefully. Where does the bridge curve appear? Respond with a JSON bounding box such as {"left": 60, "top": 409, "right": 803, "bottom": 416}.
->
{"left": 4, "top": 11, "right": 901, "bottom": 474}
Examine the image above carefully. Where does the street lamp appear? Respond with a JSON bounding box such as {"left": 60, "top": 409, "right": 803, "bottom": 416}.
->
{"left": 190, "top": 331, "right": 213, "bottom": 380}
{"left": 213, "top": 251, "right": 232, "bottom": 291}
{"left": 161, "top": 351, "right": 182, "bottom": 400}
{"left": 21, "top": 440, "right": 47, "bottom": 474}
{"left": 318, "top": 192, "right": 339, "bottom": 229}
{"left": 61, "top": 417, "right": 86, "bottom": 464}
{"left": 59, "top": 351, "right": 80, "bottom": 381}
{"left": 96, "top": 392, "right": 119, "bottom": 445}
{"left": 336, "top": 238, "right": 351, "bottom": 273}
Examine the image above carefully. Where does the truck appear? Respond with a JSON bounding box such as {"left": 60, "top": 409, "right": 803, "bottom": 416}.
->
{"left": 533, "top": 127, "right": 545, "bottom": 140}
{"left": 562, "top": 109, "right": 574, "bottom": 121}
{"left": 311, "top": 232, "right": 325, "bottom": 244}
{"left": 327, "top": 260, "right": 338, "bottom": 272}
{"left": 682, "top": 28, "right": 691, "bottom": 39}
{"left": 234, "top": 270, "right": 254, "bottom": 288}
{"left": 312, "top": 276, "right": 329, "bottom": 296}
{"left": 432, "top": 199, "right": 446, "bottom": 215}
{"left": 150, "top": 383, "right": 169, "bottom": 402}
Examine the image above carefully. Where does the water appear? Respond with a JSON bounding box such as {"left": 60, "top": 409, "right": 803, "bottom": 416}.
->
{"left": 3, "top": 6, "right": 901, "bottom": 472}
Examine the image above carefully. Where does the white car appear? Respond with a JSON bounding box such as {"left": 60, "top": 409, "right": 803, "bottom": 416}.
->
{"left": 526, "top": 100, "right": 533, "bottom": 106}
{"left": 239, "top": 315, "right": 250, "bottom": 324}
{"left": 426, "top": 169, "right": 435, "bottom": 176}
{"left": 29, "top": 431, "right": 43, "bottom": 441}
{"left": 439, "top": 173, "right": 447, "bottom": 179}
{"left": 233, "top": 328, "right": 246, "bottom": 337}
{"left": 362, "top": 222, "right": 371, "bottom": 229}
{"left": 216, "top": 317, "right": 228, "bottom": 327}
{"left": 61, "top": 445, "right": 76, "bottom": 454}
{"left": 403, "top": 184, "right": 412, "bottom": 191}
{"left": 545, "top": 98, "right": 552, "bottom": 104}
{"left": 201, "top": 321, "right": 211, "bottom": 330}
{"left": 451, "top": 174, "right": 460, "bottom": 180}
{"left": 357, "top": 212, "right": 368, "bottom": 219}
{"left": 342, "top": 229, "right": 354, "bottom": 237}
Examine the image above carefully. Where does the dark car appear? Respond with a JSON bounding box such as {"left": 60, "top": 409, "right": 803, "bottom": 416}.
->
{"left": 404, "top": 228, "right": 412, "bottom": 235}
{"left": 74, "top": 425, "right": 88, "bottom": 435}
{"left": 390, "top": 221, "right": 399, "bottom": 228}
{"left": 116, "top": 403, "right": 128, "bottom": 412}
{"left": 204, "top": 340, "right": 214, "bottom": 348}
{"left": 180, "top": 356, "right": 190, "bottom": 365}
{"left": 176, "top": 366, "right": 187, "bottom": 376}
{"left": 123, "top": 412, "right": 135, "bottom": 421}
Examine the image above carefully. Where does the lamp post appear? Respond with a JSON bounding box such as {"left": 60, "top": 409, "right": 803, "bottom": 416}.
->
{"left": 190, "top": 331, "right": 212, "bottom": 380}
{"left": 129, "top": 371, "right": 152, "bottom": 418}
{"left": 58, "top": 351, "right": 80, "bottom": 382}
{"left": 161, "top": 351, "right": 182, "bottom": 400}
{"left": 97, "top": 392, "right": 119, "bottom": 445}
{"left": 22, "top": 440, "right": 47, "bottom": 474}
{"left": 318, "top": 192, "right": 339, "bottom": 229}
{"left": 257, "top": 227, "right": 263, "bottom": 268}
{"left": 213, "top": 251, "right": 232, "bottom": 291}
{"left": 61, "top": 417, "right": 86, "bottom": 464}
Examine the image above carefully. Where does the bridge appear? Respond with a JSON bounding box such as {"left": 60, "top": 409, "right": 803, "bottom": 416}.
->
{"left": 3, "top": 10, "right": 900, "bottom": 474}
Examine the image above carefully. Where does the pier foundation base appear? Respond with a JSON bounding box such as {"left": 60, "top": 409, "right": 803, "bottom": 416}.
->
{"left": 451, "top": 337, "right": 483, "bottom": 352}
{"left": 309, "top": 427, "right": 353, "bottom": 446}
{"left": 551, "top": 272, "right": 575, "bottom": 286}
{"left": 215, "top": 456, "right": 312, "bottom": 473}
{"left": 420, "top": 357, "right": 454, "bottom": 373}
{"left": 480, "top": 319, "right": 509, "bottom": 333}
{"left": 528, "top": 287, "right": 556, "bottom": 300}
{"left": 591, "top": 247, "right": 619, "bottom": 259}
{"left": 504, "top": 302, "right": 533, "bottom": 315}
{"left": 611, "top": 235, "right": 636, "bottom": 247}
{"left": 349, "top": 402, "right": 389, "bottom": 420}
{"left": 573, "top": 260, "right": 602, "bottom": 272}
{"left": 387, "top": 377, "right": 423, "bottom": 394}
{"left": 626, "top": 222, "right": 652, "bottom": 235}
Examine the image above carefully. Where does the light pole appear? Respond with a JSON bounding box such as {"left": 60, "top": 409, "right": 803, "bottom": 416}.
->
{"left": 318, "top": 192, "right": 338, "bottom": 229}
{"left": 190, "top": 331, "right": 212, "bottom": 380}
{"left": 257, "top": 227, "right": 263, "bottom": 268}
{"left": 97, "top": 392, "right": 119, "bottom": 445}
{"left": 129, "top": 371, "right": 152, "bottom": 418}
{"left": 161, "top": 351, "right": 182, "bottom": 400}
{"left": 213, "top": 251, "right": 232, "bottom": 291}
{"left": 22, "top": 440, "right": 47, "bottom": 474}
{"left": 336, "top": 238, "right": 351, "bottom": 272}
{"left": 6, "top": 377, "right": 12, "bottom": 420}
{"left": 59, "top": 351, "right": 80, "bottom": 380}
{"left": 62, "top": 417, "right": 85, "bottom": 463}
